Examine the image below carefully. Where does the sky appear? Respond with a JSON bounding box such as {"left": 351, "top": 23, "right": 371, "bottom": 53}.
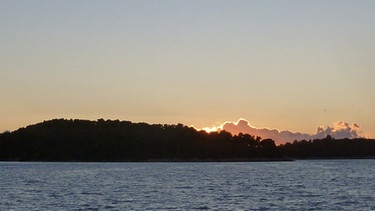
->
{"left": 1, "top": 0, "right": 374, "bottom": 140}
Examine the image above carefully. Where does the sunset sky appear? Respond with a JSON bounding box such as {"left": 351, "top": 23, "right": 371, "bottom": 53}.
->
{"left": 1, "top": 1, "right": 374, "bottom": 139}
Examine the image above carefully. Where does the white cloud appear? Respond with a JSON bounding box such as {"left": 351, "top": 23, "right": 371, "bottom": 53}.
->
{"left": 212, "top": 119, "right": 363, "bottom": 145}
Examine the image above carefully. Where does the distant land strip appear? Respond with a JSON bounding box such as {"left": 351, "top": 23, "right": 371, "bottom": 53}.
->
{"left": 0, "top": 119, "right": 374, "bottom": 162}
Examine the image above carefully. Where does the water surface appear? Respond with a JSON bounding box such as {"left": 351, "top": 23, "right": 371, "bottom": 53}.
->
{"left": 1, "top": 160, "right": 374, "bottom": 210}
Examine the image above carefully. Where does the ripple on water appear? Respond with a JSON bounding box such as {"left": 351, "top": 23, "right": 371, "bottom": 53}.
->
{"left": 0, "top": 161, "right": 375, "bottom": 210}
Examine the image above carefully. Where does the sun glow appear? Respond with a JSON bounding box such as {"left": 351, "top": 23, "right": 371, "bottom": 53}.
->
{"left": 199, "top": 119, "right": 252, "bottom": 133}
{"left": 198, "top": 119, "right": 250, "bottom": 133}
{"left": 202, "top": 126, "right": 222, "bottom": 133}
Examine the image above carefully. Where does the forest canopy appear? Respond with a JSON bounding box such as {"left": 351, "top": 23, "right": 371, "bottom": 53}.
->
{"left": 0, "top": 119, "right": 374, "bottom": 161}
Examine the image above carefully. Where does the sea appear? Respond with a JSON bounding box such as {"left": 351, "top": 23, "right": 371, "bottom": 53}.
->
{"left": 1, "top": 160, "right": 374, "bottom": 210}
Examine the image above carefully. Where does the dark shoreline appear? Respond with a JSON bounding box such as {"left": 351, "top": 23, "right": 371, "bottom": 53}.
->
{"left": 2, "top": 157, "right": 375, "bottom": 162}
{"left": 0, "top": 158, "right": 294, "bottom": 162}
{"left": 1, "top": 119, "right": 375, "bottom": 162}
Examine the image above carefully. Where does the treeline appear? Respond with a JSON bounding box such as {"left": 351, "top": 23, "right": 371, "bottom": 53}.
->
{"left": 0, "top": 119, "right": 279, "bottom": 161}
{"left": 279, "top": 135, "right": 375, "bottom": 159}
{"left": 0, "top": 119, "right": 374, "bottom": 161}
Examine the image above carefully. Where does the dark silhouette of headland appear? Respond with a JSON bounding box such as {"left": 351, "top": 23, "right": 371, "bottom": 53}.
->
{"left": 0, "top": 119, "right": 374, "bottom": 161}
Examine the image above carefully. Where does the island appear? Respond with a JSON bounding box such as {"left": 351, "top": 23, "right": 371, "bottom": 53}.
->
{"left": 0, "top": 119, "right": 374, "bottom": 161}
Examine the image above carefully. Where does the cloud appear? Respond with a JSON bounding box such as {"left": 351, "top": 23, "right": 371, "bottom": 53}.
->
{"left": 213, "top": 119, "right": 363, "bottom": 145}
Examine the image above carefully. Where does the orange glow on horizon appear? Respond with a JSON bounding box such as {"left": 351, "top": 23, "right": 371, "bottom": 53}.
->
{"left": 197, "top": 118, "right": 252, "bottom": 133}
{"left": 201, "top": 126, "right": 222, "bottom": 133}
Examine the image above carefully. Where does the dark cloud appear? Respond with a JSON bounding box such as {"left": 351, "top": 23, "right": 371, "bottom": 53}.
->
{"left": 220, "top": 119, "right": 362, "bottom": 145}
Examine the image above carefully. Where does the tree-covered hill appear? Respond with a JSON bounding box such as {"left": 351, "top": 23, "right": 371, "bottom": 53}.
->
{"left": 0, "top": 119, "right": 374, "bottom": 161}
{"left": 0, "top": 119, "right": 279, "bottom": 161}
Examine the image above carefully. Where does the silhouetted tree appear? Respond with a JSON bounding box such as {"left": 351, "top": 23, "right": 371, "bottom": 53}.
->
{"left": 1, "top": 119, "right": 374, "bottom": 161}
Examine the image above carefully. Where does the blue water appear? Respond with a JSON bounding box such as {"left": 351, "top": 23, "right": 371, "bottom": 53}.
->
{"left": 1, "top": 160, "right": 374, "bottom": 210}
